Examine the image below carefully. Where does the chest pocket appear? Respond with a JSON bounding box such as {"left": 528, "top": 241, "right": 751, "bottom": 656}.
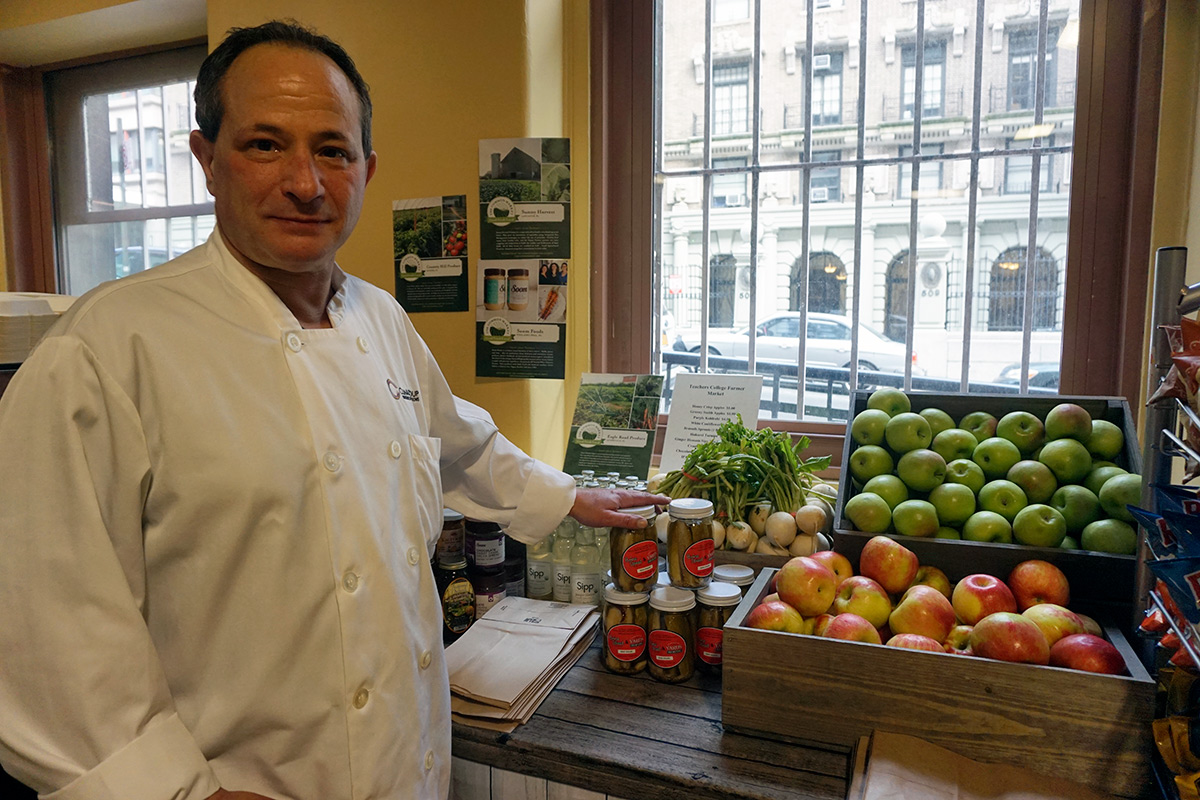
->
{"left": 404, "top": 433, "right": 443, "bottom": 559}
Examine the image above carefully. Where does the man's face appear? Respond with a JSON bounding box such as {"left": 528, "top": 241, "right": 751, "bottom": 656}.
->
{"left": 190, "top": 44, "right": 376, "bottom": 278}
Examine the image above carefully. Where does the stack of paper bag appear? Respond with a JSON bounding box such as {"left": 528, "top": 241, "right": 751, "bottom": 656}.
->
{"left": 445, "top": 597, "right": 599, "bottom": 733}
{"left": 0, "top": 293, "right": 76, "bottom": 364}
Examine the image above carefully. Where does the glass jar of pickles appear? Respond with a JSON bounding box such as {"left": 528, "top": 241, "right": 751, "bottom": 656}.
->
{"left": 609, "top": 505, "right": 658, "bottom": 593}
{"left": 666, "top": 498, "right": 715, "bottom": 589}
{"left": 648, "top": 585, "right": 696, "bottom": 683}
{"left": 602, "top": 584, "right": 649, "bottom": 674}
{"left": 695, "top": 581, "right": 743, "bottom": 673}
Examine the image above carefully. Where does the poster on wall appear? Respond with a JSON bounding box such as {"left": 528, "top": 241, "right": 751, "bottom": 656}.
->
{"left": 392, "top": 195, "right": 469, "bottom": 313}
{"left": 476, "top": 137, "right": 571, "bottom": 379}
{"left": 562, "top": 373, "right": 664, "bottom": 479}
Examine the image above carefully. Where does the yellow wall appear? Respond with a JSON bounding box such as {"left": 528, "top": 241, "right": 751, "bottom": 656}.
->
{"left": 0, "top": 0, "right": 134, "bottom": 32}
{"left": 202, "top": 0, "right": 590, "bottom": 463}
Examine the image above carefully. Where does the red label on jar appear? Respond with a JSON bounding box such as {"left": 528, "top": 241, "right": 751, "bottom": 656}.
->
{"left": 649, "top": 629, "right": 688, "bottom": 668}
{"left": 684, "top": 539, "right": 715, "bottom": 577}
{"left": 621, "top": 540, "right": 659, "bottom": 581}
{"left": 696, "top": 626, "right": 723, "bottom": 665}
{"left": 607, "top": 623, "right": 647, "bottom": 662}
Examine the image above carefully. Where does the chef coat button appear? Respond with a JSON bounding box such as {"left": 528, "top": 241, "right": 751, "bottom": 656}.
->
{"left": 389, "top": 440, "right": 402, "bottom": 459}
{"left": 342, "top": 572, "right": 359, "bottom": 592}
{"left": 357, "top": 336, "right": 370, "bottom": 353}
{"left": 407, "top": 547, "right": 419, "bottom": 566}
{"left": 353, "top": 688, "right": 369, "bottom": 709}
{"left": 420, "top": 649, "right": 432, "bottom": 670}
{"left": 323, "top": 452, "right": 342, "bottom": 472}
{"left": 424, "top": 749, "right": 434, "bottom": 771}
{"left": 286, "top": 333, "right": 303, "bottom": 353}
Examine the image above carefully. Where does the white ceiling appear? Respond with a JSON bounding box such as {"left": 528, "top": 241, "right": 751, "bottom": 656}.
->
{"left": 0, "top": 0, "right": 206, "bottom": 68}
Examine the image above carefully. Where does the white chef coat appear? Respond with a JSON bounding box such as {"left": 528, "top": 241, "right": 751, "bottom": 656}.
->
{"left": 0, "top": 231, "right": 576, "bottom": 800}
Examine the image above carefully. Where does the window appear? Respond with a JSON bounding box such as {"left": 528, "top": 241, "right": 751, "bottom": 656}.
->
{"left": 987, "top": 247, "right": 1059, "bottom": 331}
{"left": 712, "top": 157, "right": 748, "bottom": 207}
{"left": 1008, "top": 27, "right": 1059, "bottom": 110}
{"left": 898, "top": 144, "right": 944, "bottom": 199}
{"left": 709, "top": 253, "right": 737, "bottom": 328}
{"left": 901, "top": 40, "right": 946, "bottom": 120}
{"left": 712, "top": 61, "right": 750, "bottom": 135}
{"left": 884, "top": 252, "right": 911, "bottom": 344}
{"left": 811, "top": 51, "right": 842, "bottom": 126}
{"left": 801, "top": 252, "right": 846, "bottom": 314}
{"left": 45, "top": 46, "right": 213, "bottom": 295}
{"left": 713, "top": 0, "right": 749, "bottom": 23}
{"left": 810, "top": 151, "right": 840, "bottom": 203}
{"left": 1005, "top": 136, "right": 1054, "bottom": 195}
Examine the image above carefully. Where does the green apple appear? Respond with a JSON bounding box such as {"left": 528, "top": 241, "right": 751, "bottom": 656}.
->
{"left": 893, "top": 499, "right": 940, "bottom": 537}
{"left": 1085, "top": 419, "right": 1125, "bottom": 461}
{"left": 962, "top": 510, "right": 1014, "bottom": 544}
{"left": 885, "top": 412, "right": 933, "bottom": 454}
{"left": 919, "top": 407, "right": 956, "bottom": 438}
{"left": 1049, "top": 484, "right": 1102, "bottom": 534}
{"left": 959, "top": 411, "right": 998, "bottom": 443}
{"left": 1012, "top": 503, "right": 1068, "bottom": 548}
{"left": 935, "top": 526, "right": 962, "bottom": 539}
{"left": 1098, "top": 472, "right": 1142, "bottom": 523}
{"left": 995, "top": 411, "right": 1046, "bottom": 456}
{"left": 1045, "top": 402, "right": 1093, "bottom": 442}
{"left": 1060, "top": 535, "right": 1080, "bottom": 550}
{"left": 896, "top": 448, "right": 948, "bottom": 492}
{"left": 844, "top": 492, "right": 893, "bottom": 533}
{"left": 944, "top": 458, "right": 986, "bottom": 495}
{"left": 1083, "top": 464, "right": 1127, "bottom": 497}
{"left": 849, "top": 445, "right": 894, "bottom": 485}
{"left": 1080, "top": 518, "right": 1137, "bottom": 554}
{"left": 863, "top": 474, "right": 909, "bottom": 510}
{"left": 928, "top": 482, "right": 976, "bottom": 527}
{"left": 973, "top": 437, "right": 1023, "bottom": 480}
{"left": 978, "top": 479, "right": 1028, "bottom": 522}
{"left": 932, "top": 428, "right": 979, "bottom": 463}
{"left": 1038, "top": 438, "right": 1093, "bottom": 484}
{"left": 1007, "top": 459, "right": 1058, "bottom": 504}
{"left": 867, "top": 388, "right": 911, "bottom": 417}
{"left": 850, "top": 408, "right": 892, "bottom": 446}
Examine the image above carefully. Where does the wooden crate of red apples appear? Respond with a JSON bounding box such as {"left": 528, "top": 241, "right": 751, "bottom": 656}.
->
{"left": 720, "top": 536, "right": 1155, "bottom": 798}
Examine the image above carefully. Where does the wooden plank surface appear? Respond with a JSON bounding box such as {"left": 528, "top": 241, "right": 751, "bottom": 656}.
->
{"left": 452, "top": 642, "right": 849, "bottom": 800}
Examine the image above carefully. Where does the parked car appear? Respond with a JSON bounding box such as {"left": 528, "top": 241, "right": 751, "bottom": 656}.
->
{"left": 674, "top": 312, "right": 918, "bottom": 374}
{"left": 994, "top": 361, "right": 1060, "bottom": 389}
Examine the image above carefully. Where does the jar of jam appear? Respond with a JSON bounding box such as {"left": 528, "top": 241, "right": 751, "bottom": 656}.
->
{"left": 472, "top": 567, "right": 507, "bottom": 620}
{"left": 666, "top": 498, "right": 714, "bottom": 589}
{"left": 648, "top": 585, "right": 696, "bottom": 683}
{"left": 465, "top": 519, "right": 505, "bottom": 572}
{"left": 695, "top": 581, "right": 743, "bottom": 673}
{"left": 602, "top": 584, "right": 649, "bottom": 675}
{"left": 609, "top": 505, "right": 658, "bottom": 593}
{"left": 436, "top": 508, "right": 466, "bottom": 565}
{"left": 712, "top": 563, "right": 755, "bottom": 596}
{"left": 435, "top": 558, "right": 475, "bottom": 645}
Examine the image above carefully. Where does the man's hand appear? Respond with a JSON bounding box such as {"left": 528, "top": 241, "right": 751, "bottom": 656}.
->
{"left": 570, "top": 487, "right": 670, "bottom": 530}
{"left": 207, "top": 791, "right": 276, "bottom": 800}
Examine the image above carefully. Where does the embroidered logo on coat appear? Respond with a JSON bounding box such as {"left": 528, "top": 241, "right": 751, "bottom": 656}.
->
{"left": 387, "top": 379, "right": 421, "bottom": 402}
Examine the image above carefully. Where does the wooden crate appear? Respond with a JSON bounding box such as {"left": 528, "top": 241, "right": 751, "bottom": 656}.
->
{"left": 834, "top": 393, "right": 1142, "bottom": 609}
{"left": 721, "top": 569, "right": 1157, "bottom": 799}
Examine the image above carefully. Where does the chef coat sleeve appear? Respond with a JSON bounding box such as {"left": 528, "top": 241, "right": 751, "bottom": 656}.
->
{"left": 0, "top": 336, "right": 221, "bottom": 800}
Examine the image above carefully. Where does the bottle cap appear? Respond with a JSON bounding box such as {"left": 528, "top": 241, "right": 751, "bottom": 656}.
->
{"left": 438, "top": 558, "right": 468, "bottom": 570}
{"left": 697, "top": 581, "right": 743, "bottom": 607}
{"left": 604, "top": 583, "right": 649, "bottom": 605}
{"left": 443, "top": 508, "right": 465, "bottom": 522}
{"left": 668, "top": 498, "right": 714, "bottom": 519}
{"left": 619, "top": 505, "right": 657, "bottom": 520}
{"left": 650, "top": 584, "right": 697, "bottom": 612}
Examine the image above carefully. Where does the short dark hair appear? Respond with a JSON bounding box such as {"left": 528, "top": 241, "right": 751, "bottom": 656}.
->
{"left": 194, "top": 20, "right": 373, "bottom": 154}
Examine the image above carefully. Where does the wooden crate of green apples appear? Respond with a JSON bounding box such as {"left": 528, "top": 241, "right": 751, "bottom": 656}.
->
{"left": 834, "top": 389, "right": 1142, "bottom": 608}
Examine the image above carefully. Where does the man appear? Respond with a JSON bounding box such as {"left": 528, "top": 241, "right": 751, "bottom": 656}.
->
{"left": 0, "top": 21, "right": 663, "bottom": 800}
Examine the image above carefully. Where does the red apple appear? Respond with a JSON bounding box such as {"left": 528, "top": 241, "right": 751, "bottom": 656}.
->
{"left": 889, "top": 585, "right": 957, "bottom": 644}
{"left": 832, "top": 575, "right": 892, "bottom": 628}
{"left": 1022, "top": 603, "right": 1085, "bottom": 648}
{"left": 886, "top": 633, "right": 945, "bottom": 652}
{"left": 1007, "top": 559, "right": 1070, "bottom": 611}
{"left": 951, "top": 574, "right": 1018, "bottom": 625}
{"left": 811, "top": 613, "right": 836, "bottom": 637}
{"left": 761, "top": 592, "right": 780, "bottom": 605}
{"left": 909, "top": 564, "right": 952, "bottom": 599}
{"left": 744, "top": 600, "right": 806, "bottom": 633}
{"left": 775, "top": 556, "right": 837, "bottom": 617}
{"left": 969, "top": 611, "right": 1051, "bottom": 665}
{"left": 809, "top": 550, "right": 853, "bottom": 588}
{"left": 1049, "top": 633, "right": 1127, "bottom": 675}
{"left": 944, "top": 624, "right": 973, "bottom": 655}
{"left": 822, "top": 613, "right": 882, "bottom": 644}
{"left": 858, "top": 535, "right": 919, "bottom": 595}
{"left": 876, "top": 622, "right": 892, "bottom": 642}
{"left": 1075, "top": 612, "right": 1104, "bottom": 637}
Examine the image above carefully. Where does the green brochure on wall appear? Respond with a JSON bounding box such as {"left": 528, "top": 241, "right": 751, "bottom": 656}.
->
{"left": 392, "top": 195, "right": 469, "bottom": 313}
{"left": 476, "top": 137, "right": 570, "bottom": 379}
{"left": 563, "top": 373, "right": 664, "bottom": 480}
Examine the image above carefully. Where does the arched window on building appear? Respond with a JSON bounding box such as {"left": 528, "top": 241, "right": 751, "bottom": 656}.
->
{"left": 884, "top": 252, "right": 912, "bottom": 343}
{"left": 791, "top": 251, "right": 846, "bottom": 314}
{"left": 987, "top": 246, "right": 1058, "bottom": 331}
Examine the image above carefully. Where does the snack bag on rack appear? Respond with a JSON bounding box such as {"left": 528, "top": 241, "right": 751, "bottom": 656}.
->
{"left": 1164, "top": 510, "right": 1200, "bottom": 559}
{"left": 1156, "top": 484, "right": 1200, "bottom": 516}
{"left": 1149, "top": 558, "right": 1200, "bottom": 625}
{"left": 1128, "top": 504, "right": 1181, "bottom": 560}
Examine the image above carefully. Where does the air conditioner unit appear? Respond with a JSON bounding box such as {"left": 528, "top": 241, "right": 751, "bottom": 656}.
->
{"left": 813, "top": 54, "right": 831, "bottom": 71}
{"left": 810, "top": 186, "right": 829, "bottom": 202}
{"left": 723, "top": 194, "right": 747, "bottom": 206}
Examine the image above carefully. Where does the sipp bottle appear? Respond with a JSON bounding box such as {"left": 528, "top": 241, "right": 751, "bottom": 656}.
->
{"left": 570, "top": 526, "right": 602, "bottom": 607}
{"left": 551, "top": 518, "right": 579, "bottom": 603}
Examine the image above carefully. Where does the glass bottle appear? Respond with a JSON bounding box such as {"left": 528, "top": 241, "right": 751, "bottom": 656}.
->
{"left": 570, "top": 526, "right": 602, "bottom": 606}
{"left": 552, "top": 518, "right": 578, "bottom": 603}
{"left": 525, "top": 535, "right": 554, "bottom": 601}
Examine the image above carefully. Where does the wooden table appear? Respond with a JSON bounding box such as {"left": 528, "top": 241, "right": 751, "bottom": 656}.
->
{"left": 451, "top": 642, "right": 851, "bottom": 800}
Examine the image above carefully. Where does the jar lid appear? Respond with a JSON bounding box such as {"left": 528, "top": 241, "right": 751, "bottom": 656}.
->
{"left": 620, "top": 504, "right": 657, "bottom": 520}
{"left": 465, "top": 518, "right": 502, "bottom": 534}
{"left": 698, "top": 582, "right": 743, "bottom": 606}
{"left": 438, "top": 558, "right": 468, "bottom": 570}
{"left": 668, "top": 498, "right": 714, "bottom": 519}
{"left": 604, "top": 583, "right": 649, "bottom": 605}
{"left": 713, "top": 564, "right": 755, "bottom": 586}
{"left": 650, "top": 584, "right": 696, "bottom": 612}
{"left": 624, "top": 475, "right": 640, "bottom": 482}
{"left": 443, "top": 508, "right": 465, "bottom": 522}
